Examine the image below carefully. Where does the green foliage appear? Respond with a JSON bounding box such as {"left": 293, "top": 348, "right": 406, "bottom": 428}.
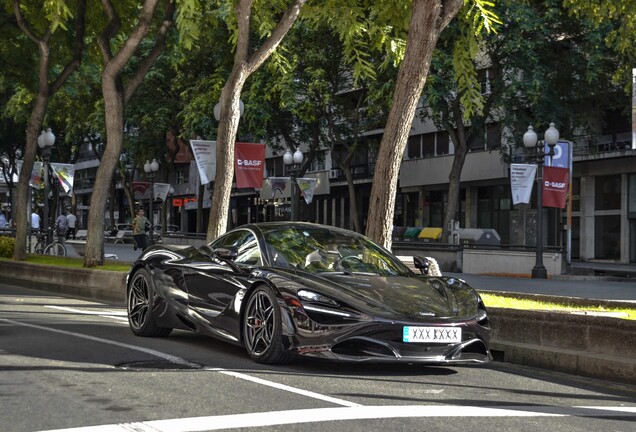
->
{"left": 563, "top": 0, "right": 636, "bottom": 90}
{"left": 43, "top": 0, "right": 74, "bottom": 32}
{"left": 0, "top": 236, "right": 16, "bottom": 258}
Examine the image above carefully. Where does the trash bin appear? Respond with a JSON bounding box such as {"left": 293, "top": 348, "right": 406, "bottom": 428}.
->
{"left": 392, "top": 226, "right": 407, "bottom": 241}
{"left": 403, "top": 227, "right": 423, "bottom": 240}
{"left": 418, "top": 227, "right": 443, "bottom": 242}
{"left": 452, "top": 228, "right": 500, "bottom": 247}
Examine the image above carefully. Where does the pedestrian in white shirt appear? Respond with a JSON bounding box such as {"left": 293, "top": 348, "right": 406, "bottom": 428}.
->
{"left": 66, "top": 212, "right": 77, "bottom": 239}
{"left": 31, "top": 210, "right": 41, "bottom": 231}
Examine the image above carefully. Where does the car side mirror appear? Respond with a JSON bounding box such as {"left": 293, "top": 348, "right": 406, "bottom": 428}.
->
{"left": 214, "top": 246, "right": 238, "bottom": 261}
{"left": 413, "top": 256, "right": 431, "bottom": 275}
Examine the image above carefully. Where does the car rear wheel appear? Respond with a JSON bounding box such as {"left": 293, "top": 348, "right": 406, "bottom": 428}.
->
{"left": 243, "top": 285, "right": 291, "bottom": 364}
{"left": 127, "top": 268, "right": 172, "bottom": 337}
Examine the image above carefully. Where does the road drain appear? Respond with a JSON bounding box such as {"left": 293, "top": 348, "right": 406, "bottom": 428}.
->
{"left": 116, "top": 360, "right": 203, "bottom": 371}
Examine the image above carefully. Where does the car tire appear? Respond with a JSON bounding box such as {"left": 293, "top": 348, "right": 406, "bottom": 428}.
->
{"left": 127, "top": 268, "right": 172, "bottom": 337}
{"left": 243, "top": 285, "right": 291, "bottom": 364}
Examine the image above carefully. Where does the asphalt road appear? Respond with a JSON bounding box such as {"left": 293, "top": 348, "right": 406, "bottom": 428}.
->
{"left": 1, "top": 282, "right": 635, "bottom": 432}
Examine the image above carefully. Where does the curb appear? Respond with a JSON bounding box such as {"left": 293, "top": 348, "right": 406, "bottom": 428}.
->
{"left": 1, "top": 260, "right": 634, "bottom": 384}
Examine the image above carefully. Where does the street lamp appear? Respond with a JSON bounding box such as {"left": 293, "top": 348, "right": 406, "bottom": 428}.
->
{"left": 523, "top": 122, "right": 560, "bottom": 279}
{"left": 37, "top": 128, "right": 56, "bottom": 244}
{"left": 283, "top": 148, "right": 303, "bottom": 221}
{"left": 144, "top": 159, "right": 159, "bottom": 244}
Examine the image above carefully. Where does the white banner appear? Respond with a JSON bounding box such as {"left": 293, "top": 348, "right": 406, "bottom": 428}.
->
{"left": 50, "top": 163, "right": 75, "bottom": 194}
{"left": 189, "top": 140, "right": 216, "bottom": 185}
{"left": 510, "top": 163, "right": 537, "bottom": 205}
{"left": 268, "top": 177, "right": 288, "bottom": 198}
{"left": 297, "top": 177, "right": 317, "bottom": 204}
{"left": 154, "top": 183, "right": 172, "bottom": 201}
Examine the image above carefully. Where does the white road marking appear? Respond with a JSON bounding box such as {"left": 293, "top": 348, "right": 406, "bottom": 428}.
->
{"left": 35, "top": 404, "right": 636, "bottom": 432}
{"left": 208, "top": 368, "right": 361, "bottom": 407}
{"left": 0, "top": 318, "right": 193, "bottom": 366}
{"left": 45, "top": 305, "right": 128, "bottom": 322}
{"left": 0, "top": 318, "right": 358, "bottom": 407}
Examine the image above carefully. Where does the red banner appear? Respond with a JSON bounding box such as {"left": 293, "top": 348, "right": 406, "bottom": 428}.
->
{"left": 235, "top": 142, "right": 265, "bottom": 189}
{"left": 542, "top": 166, "right": 569, "bottom": 208}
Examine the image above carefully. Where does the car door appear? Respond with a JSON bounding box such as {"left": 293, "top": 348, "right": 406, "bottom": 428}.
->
{"left": 183, "top": 229, "right": 261, "bottom": 331}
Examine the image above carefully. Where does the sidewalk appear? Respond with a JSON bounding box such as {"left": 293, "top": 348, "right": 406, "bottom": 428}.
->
{"left": 447, "top": 272, "right": 636, "bottom": 303}
{"left": 65, "top": 242, "right": 636, "bottom": 303}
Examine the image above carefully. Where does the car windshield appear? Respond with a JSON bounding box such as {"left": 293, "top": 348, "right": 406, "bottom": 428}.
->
{"left": 263, "top": 227, "right": 412, "bottom": 277}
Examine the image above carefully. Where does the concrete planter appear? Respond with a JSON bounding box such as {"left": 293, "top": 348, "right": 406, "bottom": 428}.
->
{"left": 489, "top": 307, "right": 636, "bottom": 384}
{"left": 1, "top": 259, "right": 126, "bottom": 304}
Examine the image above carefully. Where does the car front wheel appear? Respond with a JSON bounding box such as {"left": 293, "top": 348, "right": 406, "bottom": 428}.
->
{"left": 243, "top": 285, "right": 291, "bottom": 364}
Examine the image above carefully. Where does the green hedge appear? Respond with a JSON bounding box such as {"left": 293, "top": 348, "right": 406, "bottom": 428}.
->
{"left": 0, "top": 236, "right": 15, "bottom": 258}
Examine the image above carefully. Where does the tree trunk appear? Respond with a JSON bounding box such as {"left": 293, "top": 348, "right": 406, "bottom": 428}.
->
{"left": 12, "top": 0, "right": 86, "bottom": 259}
{"left": 13, "top": 101, "right": 46, "bottom": 260}
{"left": 365, "top": 0, "right": 462, "bottom": 249}
{"left": 83, "top": 0, "right": 172, "bottom": 266}
{"left": 338, "top": 159, "right": 361, "bottom": 232}
{"left": 84, "top": 76, "right": 125, "bottom": 267}
{"left": 443, "top": 137, "right": 468, "bottom": 241}
{"left": 206, "top": 0, "right": 306, "bottom": 241}
{"left": 207, "top": 72, "right": 247, "bottom": 240}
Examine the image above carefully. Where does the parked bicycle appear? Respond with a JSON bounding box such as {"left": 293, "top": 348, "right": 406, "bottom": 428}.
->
{"left": 33, "top": 229, "right": 67, "bottom": 256}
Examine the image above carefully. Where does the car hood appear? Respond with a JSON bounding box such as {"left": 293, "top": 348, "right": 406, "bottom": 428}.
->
{"left": 274, "top": 269, "right": 480, "bottom": 320}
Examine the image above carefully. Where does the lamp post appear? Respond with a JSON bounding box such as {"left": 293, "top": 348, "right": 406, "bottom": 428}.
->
{"left": 144, "top": 159, "right": 159, "bottom": 243}
{"left": 523, "top": 122, "right": 560, "bottom": 279}
{"left": 283, "top": 148, "right": 303, "bottom": 221}
{"left": 37, "top": 128, "right": 56, "bottom": 244}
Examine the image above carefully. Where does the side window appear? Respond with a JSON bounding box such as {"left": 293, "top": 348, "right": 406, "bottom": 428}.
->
{"left": 213, "top": 230, "right": 262, "bottom": 266}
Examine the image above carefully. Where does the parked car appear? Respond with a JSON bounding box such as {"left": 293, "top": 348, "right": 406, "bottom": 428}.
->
{"left": 126, "top": 222, "right": 491, "bottom": 365}
{"left": 154, "top": 224, "right": 180, "bottom": 234}
{"left": 105, "top": 223, "right": 134, "bottom": 243}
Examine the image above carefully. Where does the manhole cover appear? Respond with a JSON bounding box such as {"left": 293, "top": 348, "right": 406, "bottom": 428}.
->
{"left": 116, "top": 360, "right": 202, "bottom": 371}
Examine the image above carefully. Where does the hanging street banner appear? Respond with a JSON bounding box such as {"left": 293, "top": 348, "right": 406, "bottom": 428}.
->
{"left": 50, "top": 163, "right": 75, "bottom": 194}
{"left": 132, "top": 181, "right": 150, "bottom": 199}
{"left": 542, "top": 166, "right": 570, "bottom": 209}
{"left": 16, "top": 160, "right": 44, "bottom": 189}
{"left": 297, "top": 178, "right": 318, "bottom": 204}
{"left": 510, "top": 163, "right": 537, "bottom": 205}
{"left": 154, "top": 183, "right": 172, "bottom": 201}
{"left": 189, "top": 140, "right": 216, "bottom": 185}
{"left": 268, "top": 177, "right": 288, "bottom": 198}
{"left": 234, "top": 142, "right": 265, "bottom": 189}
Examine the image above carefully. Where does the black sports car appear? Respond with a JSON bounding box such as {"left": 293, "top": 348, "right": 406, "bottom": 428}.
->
{"left": 126, "top": 222, "right": 491, "bottom": 364}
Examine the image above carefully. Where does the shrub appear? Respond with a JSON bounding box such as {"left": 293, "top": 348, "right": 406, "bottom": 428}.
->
{"left": 0, "top": 236, "right": 15, "bottom": 258}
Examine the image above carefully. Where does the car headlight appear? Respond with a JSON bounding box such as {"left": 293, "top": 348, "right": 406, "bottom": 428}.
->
{"left": 297, "top": 289, "right": 339, "bottom": 306}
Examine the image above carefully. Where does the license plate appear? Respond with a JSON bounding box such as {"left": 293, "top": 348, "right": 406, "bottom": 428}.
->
{"left": 403, "top": 326, "right": 462, "bottom": 343}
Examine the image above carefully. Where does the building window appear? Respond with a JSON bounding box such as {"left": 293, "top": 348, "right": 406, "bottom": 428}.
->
{"left": 436, "top": 131, "right": 449, "bottom": 155}
{"left": 595, "top": 175, "right": 621, "bottom": 210}
{"left": 422, "top": 133, "right": 435, "bottom": 158}
{"left": 176, "top": 167, "right": 185, "bottom": 184}
{"left": 629, "top": 174, "right": 636, "bottom": 216}
{"left": 486, "top": 123, "right": 501, "bottom": 149}
{"left": 407, "top": 135, "right": 421, "bottom": 159}
{"left": 310, "top": 151, "right": 326, "bottom": 172}
{"left": 595, "top": 215, "right": 621, "bottom": 259}
{"left": 572, "top": 177, "right": 580, "bottom": 212}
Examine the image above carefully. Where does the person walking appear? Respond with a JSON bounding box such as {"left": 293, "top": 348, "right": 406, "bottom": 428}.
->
{"left": 0, "top": 209, "right": 8, "bottom": 229}
{"left": 132, "top": 209, "right": 150, "bottom": 251}
{"left": 66, "top": 212, "right": 77, "bottom": 239}
{"left": 31, "top": 210, "right": 41, "bottom": 232}
{"left": 55, "top": 211, "right": 68, "bottom": 244}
